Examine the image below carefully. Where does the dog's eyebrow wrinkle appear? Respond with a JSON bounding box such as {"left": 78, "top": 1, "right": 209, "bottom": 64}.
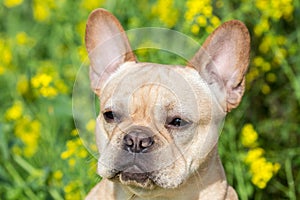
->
{"left": 157, "top": 128, "right": 172, "bottom": 144}
{"left": 130, "top": 83, "right": 161, "bottom": 122}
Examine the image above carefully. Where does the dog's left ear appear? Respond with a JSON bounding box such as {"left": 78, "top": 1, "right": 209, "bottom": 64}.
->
{"left": 85, "top": 8, "right": 136, "bottom": 95}
{"left": 188, "top": 20, "right": 250, "bottom": 112}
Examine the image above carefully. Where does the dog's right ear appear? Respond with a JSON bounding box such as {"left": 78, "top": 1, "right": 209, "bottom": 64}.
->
{"left": 85, "top": 8, "right": 136, "bottom": 95}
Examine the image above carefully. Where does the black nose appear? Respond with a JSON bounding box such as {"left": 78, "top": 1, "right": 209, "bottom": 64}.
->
{"left": 123, "top": 131, "right": 154, "bottom": 153}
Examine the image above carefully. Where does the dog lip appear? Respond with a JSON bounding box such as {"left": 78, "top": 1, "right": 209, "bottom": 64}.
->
{"left": 109, "top": 165, "right": 146, "bottom": 179}
{"left": 117, "top": 165, "right": 155, "bottom": 188}
{"left": 120, "top": 171, "right": 149, "bottom": 183}
{"left": 121, "top": 164, "right": 148, "bottom": 183}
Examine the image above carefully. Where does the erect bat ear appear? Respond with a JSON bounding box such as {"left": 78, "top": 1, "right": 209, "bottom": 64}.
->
{"left": 85, "top": 8, "right": 136, "bottom": 95}
{"left": 188, "top": 20, "right": 250, "bottom": 112}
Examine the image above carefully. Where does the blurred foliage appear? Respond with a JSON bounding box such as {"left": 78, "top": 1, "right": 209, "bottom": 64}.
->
{"left": 0, "top": 0, "right": 299, "bottom": 199}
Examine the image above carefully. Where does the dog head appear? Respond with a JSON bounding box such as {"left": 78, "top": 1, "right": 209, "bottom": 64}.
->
{"left": 85, "top": 8, "right": 250, "bottom": 194}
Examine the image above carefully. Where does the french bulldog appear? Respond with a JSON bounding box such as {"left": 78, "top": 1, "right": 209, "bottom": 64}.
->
{"left": 85, "top": 8, "right": 250, "bottom": 200}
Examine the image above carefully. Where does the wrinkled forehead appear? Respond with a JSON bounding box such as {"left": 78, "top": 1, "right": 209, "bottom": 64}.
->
{"left": 100, "top": 62, "right": 212, "bottom": 117}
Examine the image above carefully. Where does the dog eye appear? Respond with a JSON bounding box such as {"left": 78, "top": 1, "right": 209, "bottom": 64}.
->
{"left": 103, "top": 111, "right": 116, "bottom": 122}
{"left": 167, "top": 117, "right": 188, "bottom": 128}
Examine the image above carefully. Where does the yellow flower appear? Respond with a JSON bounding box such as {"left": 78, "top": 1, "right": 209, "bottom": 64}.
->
{"left": 64, "top": 181, "right": 82, "bottom": 200}
{"left": 261, "top": 84, "right": 271, "bottom": 95}
{"left": 0, "top": 38, "right": 13, "bottom": 66}
{"left": 186, "top": 0, "right": 205, "bottom": 20}
{"left": 197, "top": 16, "right": 207, "bottom": 27}
{"left": 276, "top": 35, "right": 286, "bottom": 45}
{"left": 152, "top": 0, "right": 179, "bottom": 28}
{"left": 242, "top": 122, "right": 281, "bottom": 189}
{"left": 16, "top": 32, "right": 28, "bottom": 45}
{"left": 65, "top": 140, "right": 77, "bottom": 155}
{"left": 76, "top": 21, "right": 86, "bottom": 40}
{"left": 259, "top": 35, "right": 273, "bottom": 54}
{"left": 246, "top": 68, "right": 259, "bottom": 85}
{"left": 64, "top": 182, "right": 74, "bottom": 193}
{"left": 77, "top": 46, "right": 88, "bottom": 63}
{"left": 210, "top": 16, "right": 221, "bottom": 27}
{"left": 252, "top": 174, "right": 267, "bottom": 189}
{"left": 185, "top": 0, "right": 220, "bottom": 34}
{"left": 31, "top": 73, "right": 53, "bottom": 88}
{"left": 86, "top": 119, "right": 96, "bottom": 133}
{"left": 71, "top": 129, "right": 78, "bottom": 136}
{"left": 53, "top": 170, "right": 63, "bottom": 181}
{"left": 266, "top": 73, "right": 277, "bottom": 83}
{"left": 31, "top": 73, "right": 59, "bottom": 98}
{"left": 68, "top": 158, "right": 76, "bottom": 167}
{"left": 5, "top": 101, "right": 23, "bottom": 121}
{"left": 253, "top": 56, "right": 264, "bottom": 67}
{"left": 261, "top": 62, "right": 271, "bottom": 72}
{"left": 16, "top": 32, "right": 36, "bottom": 47}
{"left": 252, "top": 55, "right": 272, "bottom": 80}
{"left": 283, "top": 4, "right": 293, "bottom": 20}
{"left": 61, "top": 137, "right": 89, "bottom": 167}
{"left": 24, "top": 146, "right": 37, "bottom": 158}
{"left": 90, "top": 144, "right": 98, "bottom": 153}
{"left": 33, "top": 1, "right": 50, "bottom": 22}
{"left": 255, "top": 0, "right": 294, "bottom": 22}
{"left": 14, "top": 117, "right": 41, "bottom": 157}
{"left": 205, "top": 26, "right": 214, "bottom": 34}
{"left": 254, "top": 18, "right": 269, "bottom": 37}
{"left": 249, "top": 157, "right": 280, "bottom": 189}
{"left": 4, "top": 0, "right": 23, "bottom": 8}
{"left": 273, "top": 48, "right": 287, "bottom": 65}
{"left": 81, "top": 0, "right": 104, "bottom": 11}
{"left": 191, "top": 24, "right": 200, "bottom": 35}
{"left": 202, "top": 6, "right": 213, "bottom": 17}
{"left": 17, "top": 75, "right": 29, "bottom": 95}
{"left": 39, "top": 86, "right": 58, "bottom": 97}
{"left": 244, "top": 147, "right": 281, "bottom": 189}
{"left": 61, "top": 150, "right": 71, "bottom": 160}
{"left": 78, "top": 149, "right": 88, "bottom": 158}
{"left": 241, "top": 124, "right": 258, "bottom": 148}
{"left": 245, "top": 148, "right": 265, "bottom": 164}
{"left": 0, "top": 65, "right": 5, "bottom": 75}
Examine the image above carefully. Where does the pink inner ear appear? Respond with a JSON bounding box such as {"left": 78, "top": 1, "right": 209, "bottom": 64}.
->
{"left": 207, "top": 34, "right": 248, "bottom": 112}
{"left": 212, "top": 41, "right": 239, "bottom": 84}
{"left": 85, "top": 9, "right": 136, "bottom": 93}
{"left": 189, "top": 20, "right": 250, "bottom": 112}
{"left": 88, "top": 35, "right": 134, "bottom": 94}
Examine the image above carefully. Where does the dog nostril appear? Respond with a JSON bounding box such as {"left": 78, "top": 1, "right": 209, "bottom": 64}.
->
{"left": 140, "top": 137, "right": 153, "bottom": 149}
{"left": 123, "top": 132, "right": 154, "bottom": 153}
{"left": 124, "top": 135, "right": 134, "bottom": 147}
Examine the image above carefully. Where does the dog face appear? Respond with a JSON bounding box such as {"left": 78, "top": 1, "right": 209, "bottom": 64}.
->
{"left": 85, "top": 8, "right": 250, "bottom": 193}
{"left": 94, "top": 63, "right": 215, "bottom": 190}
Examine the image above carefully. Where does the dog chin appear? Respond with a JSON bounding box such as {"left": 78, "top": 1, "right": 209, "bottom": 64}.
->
{"left": 119, "top": 172, "right": 156, "bottom": 189}
{"left": 108, "top": 170, "right": 184, "bottom": 191}
{"left": 102, "top": 163, "right": 185, "bottom": 190}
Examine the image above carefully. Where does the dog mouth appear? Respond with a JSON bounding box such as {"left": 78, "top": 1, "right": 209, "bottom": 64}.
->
{"left": 120, "top": 172, "right": 153, "bottom": 187}
{"left": 111, "top": 165, "right": 156, "bottom": 189}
